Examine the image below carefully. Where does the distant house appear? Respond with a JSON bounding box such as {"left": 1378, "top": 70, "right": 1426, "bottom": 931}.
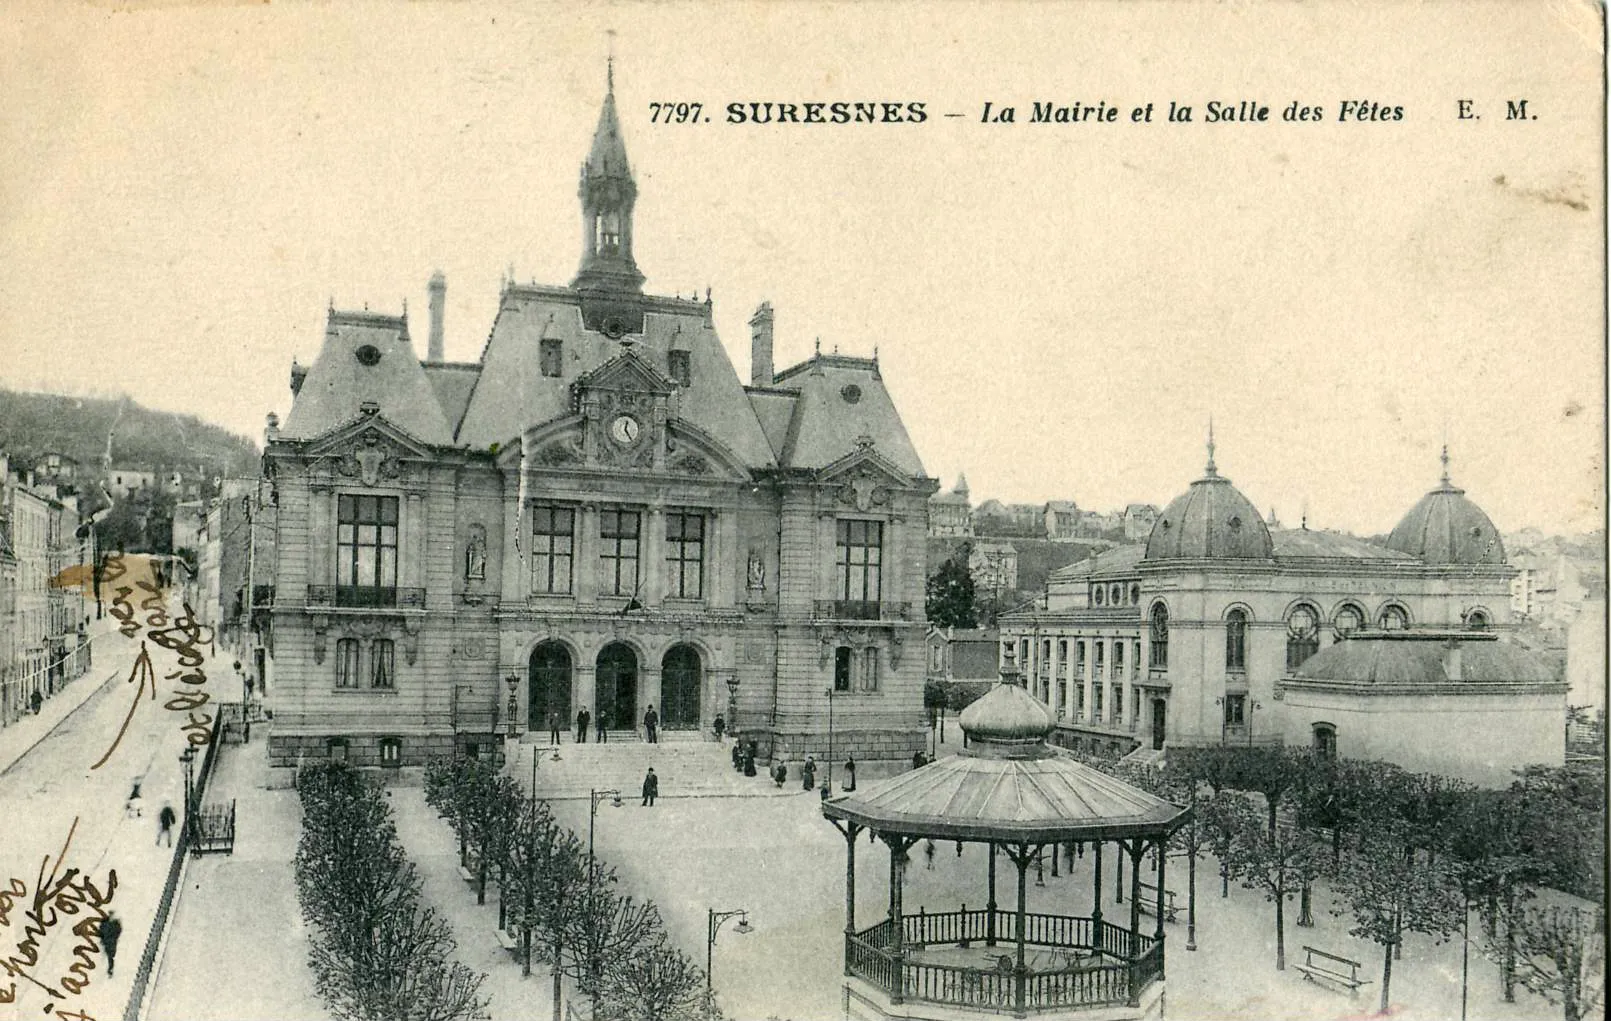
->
{"left": 969, "top": 540, "right": 1019, "bottom": 596}
{"left": 107, "top": 466, "right": 154, "bottom": 497}
{"left": 928, "top": 473, "right": 973, "bottom": 537}
{"left": 1043, "top": 500, "right": 1079, "bottom": 539}
{"left": 926, "top": 626, "right": 1002, "bottom": 692}
{"left": 37, "top": 452, "right": 77, "bottom": 483}
{"left": 1122, "top": 503, "right": 1158, "bottom": 542}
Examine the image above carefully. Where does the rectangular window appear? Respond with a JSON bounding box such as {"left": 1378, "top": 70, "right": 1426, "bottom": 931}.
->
{"left": 665, "top": 511, "right": 704, "bottom": 599}
{"left": 862, "top": 647, "right": 880, "bottom": 692}
{"left": 540, "top": 338, "right": 563, "bottom": 378}
{"left": 834, "top": 520, "right": 883, "bottom": 616}
{"left": 834, "top": 646, "right": 853, "bottom": 692}
{"left": 531, "top": 506, "right": 575, "bottom": 594}
{"left": 336, "top": 494, "right": 399, "bottom": 607}
{"left": 1114, "top": 643, "right": 1125, "bottom": 678}
{"left": 327, "top": 737, "right": 348, "bottom": 761}
{"left": 668, "top": 350, "right": 691, "bottom": 386}
{"left": 1093, "top": 682, "right": 1104, "bottom": 721}
{"left": 1095, "top": 642, "right": 1105, "bottom": 677}
{"left": 371, "top": 638, "right": 395, "bottom": 689}
{"left": 379, "top": 737, "right": 402, "bottom": 768}
{"left": 1076, "top": 641, "right": 1086, "bottom": 675}
{"left": 1113, "top": 683, "right": 1124, "bottom": 720}
{"left": 336, "top": 638, "right": 360, "bottom": 689}
{"left": 1224, "top": 693, "right": 1246, "bottom": 726}
{"left": 599, "top": 509, "right": 641, "bottom": 597}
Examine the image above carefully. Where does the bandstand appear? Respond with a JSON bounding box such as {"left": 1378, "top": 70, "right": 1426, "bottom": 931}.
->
{"left": 822, "top": 673, "right": 1188, "bottom": 1020}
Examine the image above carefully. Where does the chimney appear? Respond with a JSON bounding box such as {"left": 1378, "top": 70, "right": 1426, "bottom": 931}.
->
{"left": 749, "top": 301, "right": 774, "bottom": 386}
{"left": 427, "top": 270, "right": 446, "bottom": 362}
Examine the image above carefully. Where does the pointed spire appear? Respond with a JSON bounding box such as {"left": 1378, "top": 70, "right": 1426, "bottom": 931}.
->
{"left": 1204, "top": 416, "right": 1218, "bottom": 477}
{"left": 574, "top": 53, "right": 643, "bottom": 294}
{"left": 1440, "top": 443, "right": 1452, "bottom": 487}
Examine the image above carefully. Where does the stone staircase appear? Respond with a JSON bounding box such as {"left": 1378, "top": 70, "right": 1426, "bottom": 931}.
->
{"left": 1120, "top": 744, "right": 1167, "bottom": 769}
{"left": 505, "top": 733, "right": 800, "bottom": 801}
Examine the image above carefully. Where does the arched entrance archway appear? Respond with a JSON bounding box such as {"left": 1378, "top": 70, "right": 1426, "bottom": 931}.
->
{"left": 596, "top": 643, "right": 638, "bottom": 732}
{"left": 661, "top": 645, "right": 702, "bottom": 730}
{"left": 1150, "top": 697, "right": 1167, "bottom": 751}
{"left": 529, "top": 642, "right": 572, "bottom": 731}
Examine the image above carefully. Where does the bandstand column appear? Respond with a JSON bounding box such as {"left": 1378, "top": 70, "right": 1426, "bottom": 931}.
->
{"left": 987, "top": 841, "right": 999, "bottom": 946}
{"left": 1013, "top": 844, "right": 1030, "bottom": 1019}
{"left": 1155, "top": 835, "right": 1167, "bottom": 944}
{"left": 1128, "top": 840, "right": 1143, "bottom": 952}
{"left": 843, "top": 822, "right": 860, "bottom": 936}
{"left": 1091, "top": 840, "right": 1103, "bottom": 928}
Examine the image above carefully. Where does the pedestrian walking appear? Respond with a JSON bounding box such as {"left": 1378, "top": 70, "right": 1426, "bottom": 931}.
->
{"left": 641, "top": 767, "right": 658, "bottom": 806}
{"left": 731, "top": 741, "right": 743, "bottom": 772}
{"left": 643, "top": 704, "right": 659, "bottom": 744}
{"left": 743, "top": 744, "right": 757, "bottom": 777}
{"left": 595, "top": 709, "right": 608, "bottom": 743}
{"left": 925, "top": 839, "right": 936, "bottom": 870}
{"left": 713, "top": 713, "right": 725, "bottom": 741}
{"left": 801, "top": 756, "right": 816, "bottom": 791}
{"left": 29, "top": 689, "right": 41, "bottom": 715}
{"left": 548, "top": 710, "right": 561, "bottom": 745}
{"left": 843, "top": 756, "right": 857, "bottom": 792}
{"left": 99, "top": 913, "right": 122, "bottom": 978}
{"left": 956, "top": 841, "right": 964, "bottom": 858}
{"left": 157, "top": 802, "right": 176, "bottom": 847}
{"left": 125, "top": 781, "right": 144, "bottom": 819}
{"left": 576, "top": 708, "right": 591, "bottom": 744}
{"left": 772, "top": 760, "right": 787, "bottom": 787}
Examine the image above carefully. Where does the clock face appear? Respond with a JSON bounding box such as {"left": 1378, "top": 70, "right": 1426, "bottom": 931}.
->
{"left": 610, "top": 414, "right": 641, "bottom": 446}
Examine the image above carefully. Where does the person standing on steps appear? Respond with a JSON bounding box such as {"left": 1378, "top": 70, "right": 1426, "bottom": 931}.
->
{"left": 641, "top": 767, "right": 658, "bottom": 806}
{"left": 801, "top": 756, "right": 816, "bottom": 792}
{"left": 157, "top": 801, "right": 176, "bottom": 847}
{"left": 99, "top": 913, "right": 122, "bottom": 978}
{"left": 643, "top": 704, "right": 659, "bottom": 744}
{"left": 548, "top": 710, "right": 561, "bottom": 745}
{"left": 843, "top": 756, "right": 857, "bottom": 792}
{"left": 595, "top": 708, "right": 608, "bottom": 743}
{"left": 576, "top": 707, "right": 591, "bottom": 744}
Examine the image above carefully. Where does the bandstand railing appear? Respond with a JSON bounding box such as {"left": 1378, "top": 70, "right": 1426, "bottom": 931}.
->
{"left": 845, "top": 910, "right": 1160, "bottom": 1013}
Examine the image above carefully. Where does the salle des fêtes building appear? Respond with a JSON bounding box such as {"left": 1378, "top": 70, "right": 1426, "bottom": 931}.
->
{"left": 1000, "top": 440, "right": 1567, "bottom": 786}
{"left": 261, "top": 77, "right": 934, "bottom": 769}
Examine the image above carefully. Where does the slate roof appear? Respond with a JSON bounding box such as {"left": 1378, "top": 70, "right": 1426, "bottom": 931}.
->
{"left": 280, "top": 311, "right": 454, "bottom": 446}
{"left": 768, "top": 355, "right": 926, "bottom": 476}
{"left": 1145, "top": 469, "right": 1273, "bottom": 561}
{"left": 422, "top": 362, "right": 480, "bottom": 435}
{"left": 1271, "top": 529, "right": 1413, "bottom": 562}
{"left": 1048, "top": 544, "right": 1146, "bottom": 582}
{"left": 1386, "top": 482, "right": 1506, "bottom": 566}
{"left": 1293, "top": 634, "right": 1558, "bottom": 685}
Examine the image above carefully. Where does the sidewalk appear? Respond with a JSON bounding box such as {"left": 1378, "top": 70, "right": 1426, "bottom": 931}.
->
{"left": 144, "top": 732, "right": 324, "bottom": 1021}
{"left": 0, "top": 616, "right": 130, "bottom": 776}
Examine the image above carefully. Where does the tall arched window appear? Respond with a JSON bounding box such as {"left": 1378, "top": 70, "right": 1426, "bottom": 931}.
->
{"left": 1148, "top": 603, "right": 1169, "bottom": 670}
{"left": 1378, "top": 604, "right": 1409, "bottom": 630}
{"left": 1312, "top": 722, "right": 1337, "bottom": 761}
{"left": 1286, "top": 605, "right": 1320, "bottom": 670}
{"left": 1225, "top": 608, "right": 1248, "bottom": 673}
{"left": 1334, "top": 603, "right": 1365, "bottom": 638}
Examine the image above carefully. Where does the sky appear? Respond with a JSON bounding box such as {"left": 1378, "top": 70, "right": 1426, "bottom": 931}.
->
{"left": 0, "top": 1, "right": 1603, "bottom": 536}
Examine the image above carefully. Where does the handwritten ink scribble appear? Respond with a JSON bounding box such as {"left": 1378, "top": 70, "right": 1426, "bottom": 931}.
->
{"left": 0, "top": 817, "right": 118, "bottom": 1007}
{"left": 89, "top": 643, "right": 156, "bottom": 771}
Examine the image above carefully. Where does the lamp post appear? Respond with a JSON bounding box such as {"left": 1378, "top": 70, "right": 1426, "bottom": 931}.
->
{"left": 1246, "top": 699, "right": 1263, "bottom": 746}
{"left": 586, "top": 788, "right": 621, "bottom": 1011}
{"left": 725, "top": 674, "right": 740, "bottom": 730}
{"left": 179, "top": 745, "right": 197, "bottom": 837}
{"left": 706, "top": 907, "right": 752, "bottom": 990}
{"left": 505, "top": 672, "right": 519, "bottom": 740}
{"left": 825, "top": 686, "right": 835, "bottom": 791}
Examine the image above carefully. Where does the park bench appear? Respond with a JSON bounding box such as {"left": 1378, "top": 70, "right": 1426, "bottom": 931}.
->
{"left": 1134, "top": 881, "right": 1180, "bottom": 923}
{"left": 494, "top": 926, "right": 522, "bottom": 959}
{"left": 1294, "top": 945, "right": 1369, "bottom": 995}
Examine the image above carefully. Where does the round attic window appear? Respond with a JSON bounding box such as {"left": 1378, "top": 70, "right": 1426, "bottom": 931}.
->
{"left": 355, "top": 344, "right": 382, "bottom": 366}
{"left": 603, "top": 317, "right": 628, "bottom": 340}
{"left": 841, "top": 384, "right": 863, "bottom": 404}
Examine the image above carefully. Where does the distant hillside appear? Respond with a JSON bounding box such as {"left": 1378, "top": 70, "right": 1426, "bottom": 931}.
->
{"left": 0, "top": 388, "right": 259, "bottom": 484}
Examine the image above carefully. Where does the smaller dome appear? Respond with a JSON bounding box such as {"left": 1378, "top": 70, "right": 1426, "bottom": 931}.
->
{"left": 1385, "top": 449, "right": 1505, "bottom": 566}
{"left": 1292, "top": 634, "right": 1556, "bottom": 685}
{"left": 1145, "top": 469, "right": 1273, "bottom": 561}
{"left": 958, "top": 682, "right": 1056, "bottom": 751}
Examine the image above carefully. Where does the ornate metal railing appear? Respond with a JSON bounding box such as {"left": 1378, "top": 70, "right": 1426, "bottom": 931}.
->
{"left": 845, "top": 911, "right": 1159, "bottom": 1013}
{"left": 307, "top": 585, "right": 425, "bottom": 609}
{"left": 813, "top": 600, "right": 913, "bottom": 622}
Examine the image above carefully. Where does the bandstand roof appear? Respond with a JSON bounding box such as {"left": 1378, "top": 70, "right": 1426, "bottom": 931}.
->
{"left": 823, "top": 681, "right": 1188, "bottom": 844}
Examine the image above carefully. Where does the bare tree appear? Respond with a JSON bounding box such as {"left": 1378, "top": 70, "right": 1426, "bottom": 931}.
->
{"left": 1503, "top": 903, "right": 1606, "bottom": 1021}
{"left": 596, "top": 933, "right": 723, "bottom": 1021}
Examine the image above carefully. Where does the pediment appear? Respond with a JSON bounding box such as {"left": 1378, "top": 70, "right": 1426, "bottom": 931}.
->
{"left": 302, "top": 411, "right": 435, "bottom": 461}
{"left": 663, "top": 421, "right": 752, "bottom": 482}
{"left": 573, "top": 347, "right": 675, "bottom": 397}
{"left": 301, "top": 413, "right": 435, "bottom": 487}
{"left": 818, "top": 441, "right": 917, "bottom": 512}
{"left": 494, "top": 415, "right": 750, "bottom": 482}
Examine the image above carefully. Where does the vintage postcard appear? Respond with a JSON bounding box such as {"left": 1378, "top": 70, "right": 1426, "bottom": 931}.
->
{"left": 0, "top": 3, "right": 1603, "bottom": 1021}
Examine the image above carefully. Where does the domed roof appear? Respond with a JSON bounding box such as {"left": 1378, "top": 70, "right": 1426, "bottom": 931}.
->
{"left": 957, "top": 681, "right": 1056, "bottom": 749}
{"left": 1292, "top": 633, "right": 1557, "bottom": 685}
{"left": 1144, "top": 438, "right": 1273, "bottom": 561}
{"left": 1385, "top": 449, "right": 1505, "bottom": 566}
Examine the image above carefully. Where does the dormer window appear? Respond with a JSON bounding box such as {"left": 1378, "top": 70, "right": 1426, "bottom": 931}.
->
{"left": 668, "top": 350, "right": 691, "bottom": 386}
{"left": 540, "top": 338, "right": 563, "bottom": 378}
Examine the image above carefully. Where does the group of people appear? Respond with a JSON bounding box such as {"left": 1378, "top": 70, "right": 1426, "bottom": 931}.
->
{"left": 545, "top": 704, "right": 663, "bottom": 744}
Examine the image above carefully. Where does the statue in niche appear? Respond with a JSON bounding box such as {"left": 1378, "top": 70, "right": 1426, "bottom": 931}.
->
{"left": 464, "top": 525, "right": 487, "bottom": 582}
{"left": 747, "top": 551, "right": 766, "bottom": 592}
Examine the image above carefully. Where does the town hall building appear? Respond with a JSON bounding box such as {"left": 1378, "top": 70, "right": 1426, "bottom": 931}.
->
{"left": 261, "top": 74, "right": 935, "bottom": 769}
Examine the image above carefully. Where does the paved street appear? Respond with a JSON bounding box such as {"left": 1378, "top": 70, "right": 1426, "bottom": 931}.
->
{"left": 0, "top": 607, "right": 209, "bottom": 1021}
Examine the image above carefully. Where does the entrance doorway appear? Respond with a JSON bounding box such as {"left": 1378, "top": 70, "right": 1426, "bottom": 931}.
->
{"left": 1150, "top": 697, "right": 1167, "bottom": 751}
{"left": 661, "top": 645, "right": 702, "bottom": 729}
{"left": 529, "top": 642, "right": 572, "bottom": 732}
{"left": 596, "top": 643, "right": 638, "bottom": 732}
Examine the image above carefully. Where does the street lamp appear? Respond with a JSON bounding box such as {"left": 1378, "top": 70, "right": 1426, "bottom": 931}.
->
{"left": 725, "top": 675, "right": 740, "bottom": 729}
{"left": 179, "top": 745, "right": 197, "bottom": 836}
{"left": 1247, "top": 700, "right": 1263, "bottom": 746}
{"left": 505, "top": 672, "right": 519, "bottom": 739}
{"left": 824, "top": 686, "right": 835, "bottom": 791}
{"left": 706, "top": 907, "right": 752, "bottom": 990}
{"left": 586, "top": 788, "right": 621, "bottom": 1009}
